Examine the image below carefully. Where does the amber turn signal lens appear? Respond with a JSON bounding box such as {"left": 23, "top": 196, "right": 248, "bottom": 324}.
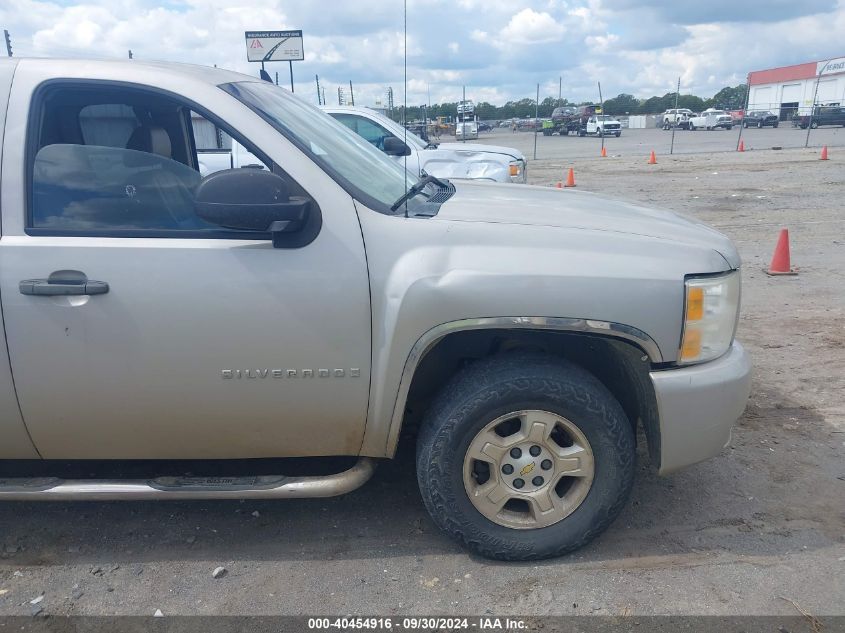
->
{"left": 681, "top": 328, "right": 702, "bottom": 361}
{"left": 686, "top": 287, "right": 704, "bottom": 321}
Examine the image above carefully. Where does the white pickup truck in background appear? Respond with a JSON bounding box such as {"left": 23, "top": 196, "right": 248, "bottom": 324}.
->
{"left": 689, "top": 109, "right": 734, "bottom": 131}
{"left": 193, "top": 112, "right": 265, "bottom": 176}
{"left": 324, "top": 106, "right": 527, "bottom": 183}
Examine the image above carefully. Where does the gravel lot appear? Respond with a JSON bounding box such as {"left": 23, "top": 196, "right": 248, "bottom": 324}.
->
{"left": 0, "top": 140, "right": 843, "bottom": 619}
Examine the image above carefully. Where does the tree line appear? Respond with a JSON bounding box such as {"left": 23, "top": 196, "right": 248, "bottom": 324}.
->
{"left": 390, "top": 84, "right": 748, "bottom": 122}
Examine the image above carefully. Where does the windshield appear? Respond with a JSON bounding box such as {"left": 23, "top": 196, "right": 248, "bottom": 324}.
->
{"left": 222, "top": 82, "right": 414, "bottom": 212}
{"left": 596, "top": 115, "right": 614, "bottom": 120}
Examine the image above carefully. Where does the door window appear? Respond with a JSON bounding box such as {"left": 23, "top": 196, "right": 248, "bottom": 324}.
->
{"left": 27, "top": 84, "right": 274, "bottom": 237}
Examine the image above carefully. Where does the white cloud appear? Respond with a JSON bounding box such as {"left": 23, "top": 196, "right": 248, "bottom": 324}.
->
{"left": 1, "top": 0, "right": 844, "bottom": 107}
{"left": 500, "top": 8, "right": 566, "bottom": 44}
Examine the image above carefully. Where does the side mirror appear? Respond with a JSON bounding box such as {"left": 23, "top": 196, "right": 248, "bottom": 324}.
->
{"left": 194, "top": 169, "right": 309, "bottom": 247}
{"left": 383, "top": 137, "right": 411, "bottom": 157}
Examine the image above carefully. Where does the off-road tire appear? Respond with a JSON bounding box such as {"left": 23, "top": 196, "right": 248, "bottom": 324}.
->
{"left": 416, "top": 354, "right": 636, "bottom": 561}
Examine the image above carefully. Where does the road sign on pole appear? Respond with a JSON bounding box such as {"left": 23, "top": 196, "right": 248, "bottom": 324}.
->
{"left": 245, "top": 31, "right": 304, "bottom": 63}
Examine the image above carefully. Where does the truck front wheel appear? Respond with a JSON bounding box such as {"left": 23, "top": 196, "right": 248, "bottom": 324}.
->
{"left": 415, "top": 354, "right": 635, "bottom": 561}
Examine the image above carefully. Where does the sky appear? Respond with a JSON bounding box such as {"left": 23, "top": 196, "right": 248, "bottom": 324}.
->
{"left": 2, "top": 0, "right": 844, "bottom": 108}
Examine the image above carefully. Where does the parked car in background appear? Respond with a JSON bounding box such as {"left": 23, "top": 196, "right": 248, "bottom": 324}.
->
{"left": 196, "top": 137, "right": 263, "bottom": 176}
{"left": 543, "top": 106, "right": 580, "bottom": 136}
{"left": 455, "top": 119, "right": 479, "bottom": 140}
{"left": 324, "top": 106, "right": 526, "bottom": 183}
{"left": 478, "top": 121, "right": 493, "bottom": 132}
{"left": 728, "top": 110, "right": 745, "bottom": 126}
{"left": 517, "top": 118, "right": 541, "bottom": 131}
{"left": 662, "top": 108, "right": 694, "bottom": 128}
{"left": 689, "top": 109, "right": 733, "bottom": 130}
{"left": 795, "top": 105, "right": 845, "bottom": 129}
{"left": 743, "top": 111, "right": 779, "bottom": 128}
{"left": 585, "top": 114, "right": 622, "bottom": 137}
{"left": 676, "top": 113, "right": 697, "bottom": 130}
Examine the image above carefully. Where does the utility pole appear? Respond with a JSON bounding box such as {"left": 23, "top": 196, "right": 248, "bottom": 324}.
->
{"left": 315, "top": 75, "right": 322, "bottom": 105}
{"left": 670, "top": 76, "right": 679, "bottom": 155}
{"left": 558, "top": 76, "right": 562, "bottom": 105}
{"left": 806, "top": 60, "right": 831, "bottom": 147}
{"left": 275, "top": 71, "right": 278, "bottom": 86}
{"left": 598, "top": 80, "right": 605, "bottom": 155}
{"left": 533, "top": 83, "right": 539, "bottom": 159}
{"left": 4, "top": 30, "right": 12, "bottom": 58}
{"left": 349, "top": 81, "right": 354, "bottom": 106}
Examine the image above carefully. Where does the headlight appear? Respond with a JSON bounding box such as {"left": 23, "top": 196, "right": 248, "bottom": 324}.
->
{"left": 679, "top": 271, "right": 740, "bottom": 364}
{"left": 509, "top": 160, "right": 526, "bottom": 182}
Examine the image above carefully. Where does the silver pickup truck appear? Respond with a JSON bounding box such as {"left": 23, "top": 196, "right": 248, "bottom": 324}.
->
{"left": 0, "top": 59, "right": 751, "bottom": 560}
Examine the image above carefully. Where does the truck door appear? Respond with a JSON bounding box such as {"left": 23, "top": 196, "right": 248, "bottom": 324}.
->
{"left": 0, "top": 77, "right": 372, "bottom": 460}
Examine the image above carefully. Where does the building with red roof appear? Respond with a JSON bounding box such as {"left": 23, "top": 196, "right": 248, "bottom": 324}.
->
{"left": 747, "top": 56, "right": 845, "bottom": 119}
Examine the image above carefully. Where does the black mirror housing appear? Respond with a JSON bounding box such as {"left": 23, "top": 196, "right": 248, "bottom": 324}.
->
{"left": 383, "top": 137, "right": 411, "bottom": 156}
{"left": 194, "top": 169, "right": 310, "bottom": 243}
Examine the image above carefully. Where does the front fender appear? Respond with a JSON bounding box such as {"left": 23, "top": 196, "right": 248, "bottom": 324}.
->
{"left": 353, "top": 206, "right": 729, "bottom": 457}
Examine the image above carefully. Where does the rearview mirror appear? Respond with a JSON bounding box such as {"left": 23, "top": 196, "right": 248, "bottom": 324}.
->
{"left": 383, "top": 137, "right": 411, "bottom": 157}
{"left": 194, "top": 169, "right": 310, "bottom": 247}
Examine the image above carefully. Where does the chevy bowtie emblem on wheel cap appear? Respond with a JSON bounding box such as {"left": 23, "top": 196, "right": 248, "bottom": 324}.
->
{"left": 520, "top": 462, "right": 535, "bottom": 477}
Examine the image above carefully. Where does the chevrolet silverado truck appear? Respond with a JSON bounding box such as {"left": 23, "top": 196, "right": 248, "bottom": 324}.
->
{"left": 0, "top": 59, "right": 751, "bottom": 561}
{"left": 324, "top": 105, "right": 526, "bottom": 183}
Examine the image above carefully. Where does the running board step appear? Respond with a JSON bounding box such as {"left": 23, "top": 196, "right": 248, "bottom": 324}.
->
{"left": 0, "top": 458, "right": 376, "bottom": 501}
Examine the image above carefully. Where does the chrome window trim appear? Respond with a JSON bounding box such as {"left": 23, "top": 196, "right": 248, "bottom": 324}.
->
{"left": 386, "top": 316, "right": 663, "bottom": 454}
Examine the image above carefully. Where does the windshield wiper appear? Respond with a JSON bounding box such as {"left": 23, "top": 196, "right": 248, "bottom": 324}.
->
{"left": 390, "top": 174, "right": 448, "bottom": 212}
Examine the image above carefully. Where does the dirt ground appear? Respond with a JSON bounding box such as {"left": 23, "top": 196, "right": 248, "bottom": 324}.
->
{"left": 0, "top": 147, "right": 843, "bottom": 619}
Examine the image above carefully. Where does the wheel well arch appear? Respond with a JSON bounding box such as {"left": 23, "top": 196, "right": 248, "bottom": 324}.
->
{"left": 392, "top": 326, "right": 661, "bottom": 467}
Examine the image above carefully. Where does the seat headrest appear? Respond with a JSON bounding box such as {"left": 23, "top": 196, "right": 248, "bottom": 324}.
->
{"left": 126, "top": 125, "right": 171, "bottom": 157}
{"left": 124, "top": 125, "right": 172, "bottom": 167}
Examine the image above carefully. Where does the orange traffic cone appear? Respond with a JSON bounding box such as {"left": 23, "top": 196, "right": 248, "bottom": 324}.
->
{"left": 564, "top": 168, "right": 576, "bottom": 187}
{"left": 555, "top": 181, "right": 563, "bottom": 189}
{"left": 765, "top": 228, "right": 797, "bottom": 276}
{"left": 600, "top": 146, "right": 607, "bottom": 158}
{"left": 820, "top": 146, "right": 829, "bottom": 160}
{"left": 648, "top": 150, "right": 657, "bottom": 164}
{"left": 738, "top": 140, "right": 745, "bottom": 152}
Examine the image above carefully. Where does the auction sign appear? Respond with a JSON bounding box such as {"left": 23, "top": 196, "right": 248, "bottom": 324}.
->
{"left": 245, "top": 30, "right": 304, "bottom": 63}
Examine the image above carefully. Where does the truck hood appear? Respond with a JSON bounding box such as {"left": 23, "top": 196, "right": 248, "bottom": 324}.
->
{"left": 435, "top": 181, "right": 740, "bottom": 268}
{"left": 433, "top": 142, "right": 524, "bottom": 161}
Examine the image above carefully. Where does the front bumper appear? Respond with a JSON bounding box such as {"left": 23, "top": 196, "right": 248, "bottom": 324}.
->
{"left": 650, "top": 341, "right": 751, "bottom": 474}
